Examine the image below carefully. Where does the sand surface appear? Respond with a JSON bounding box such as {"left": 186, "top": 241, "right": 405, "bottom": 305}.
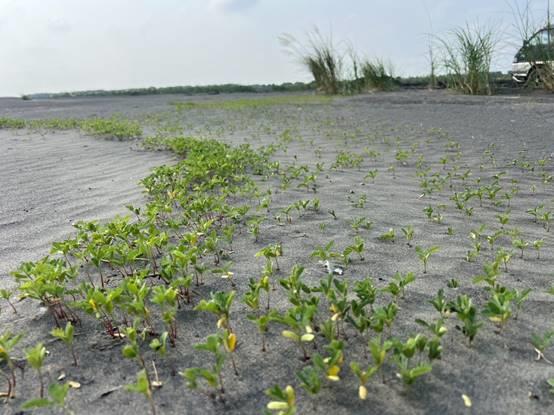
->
{"left": 0, "top": 130, "right": 172, "bottom": 288}
{"left": 1, "top": 91, "right": 554, "bottom": 414}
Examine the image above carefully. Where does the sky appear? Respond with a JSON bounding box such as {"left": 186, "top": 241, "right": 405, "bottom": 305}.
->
{"left": 0, "top": 0, "right": 551, "bottom": 96}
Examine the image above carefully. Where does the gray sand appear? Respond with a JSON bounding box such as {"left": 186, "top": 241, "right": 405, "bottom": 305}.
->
{"left": 0, "top": 130, "right": 172, "bottom": 288}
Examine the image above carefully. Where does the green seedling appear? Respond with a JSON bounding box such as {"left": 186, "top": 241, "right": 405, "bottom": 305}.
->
{"left": 430, "top": 289, "right": 450, "bottom": 318}
{"left": 247, "top": 311, "right": 276, "bottom": 352}
{"left": 50, "top": 322, "right": 78, "bottom": 366}
{"left": 266, "top": 385, "right": 296, "bottom": 415}
{"left": 126, "top": 369, "right": 157, "bottom": 415}
{"left": 392, "top": 338, "right": 432, "bottom": 385}
{"left": 350, "top": 362, "right": 377, "bottom": 400}
{"left": 296, "top": 365, "right": 321, "bottom": 396}
{"left": 273, "top": 303, "right": 317, "bottom": 361}
{"left": 182, "top": 334, "right": 227, "bottom": 401}
{"left": 195, "top": 291, "right": 235, "bottom": 331}
{"left": 344, "top": 236, "right": 365, "bottom": 262}
{"left": 401, "top": 225, "right": 415, "bottom": 246}
{"left": 512, "top": 238, "right": 528, "bottom": 258}
{"left": 256, "top": 243, "right": 283, "bottom": 271}
{"left": 527, "top": 204, "right": 544, "bottom": 223}
{"left": 533, "top": 240, "right": 544, "bottom": 259}
{"left": 541, "top": 211, "right": 553, "bottom": 232}
{"left": 415, "top": 246, "right": 439, "bottom": 274}
{"left": 496, "top": 249, "right": 512, "bottom": 272}
{"left": 310, "top": 241, "right": 336, "bottom": 261}
{"left": 450, "top": 295, "right": 482, "bottom": 346}
{"left": 473, "top": 261, "right": 501, "bottom": 290}
{"left": 415, "top": 318, "right": 448, "bottom": 359}
{"left": 0, "top": 289, "right": 17, "bottom": 314}
{"left": 22, "top": 382, "right": 72, "bottom": 414}
{"left": 0, "top": 331, "right": 23, "bottom": 400}
{"left": 531, "top": 330, "right": 554, "bottom": 363}
{"left": 365, "top": 169, "right": 378, "bottom": 183}
{"left": 151, "top": 286, "right": 179, "bottom": 345}
{"left": 368, "top": 336, "right": 394, "bottom": 383}
{"left": 378, "top": 228, "right": 396, "bottom": 243}
{"left": 447, "top": 278, "right": 459, "bottom": 288}
{"left": 350, "top": 217, "right": 373, "bottom": 233}
{"left": 482, "top": 291, "right": 514, "bottom": 328}
{"left": 497, "top": 212, "right": 510, "bottom": 228}
{"left": 26, "top": 342, "right": 47, "bottom": 398}
{"left": 370, "top": 302, "right": 398, "bottom": 337}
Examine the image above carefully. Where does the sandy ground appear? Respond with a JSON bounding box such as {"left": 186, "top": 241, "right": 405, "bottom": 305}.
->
{"left": 0, "top": 130, "right": 173, "bottom": 288}
{"left": 1, "top": 90, "right": 554, "bottom": 414}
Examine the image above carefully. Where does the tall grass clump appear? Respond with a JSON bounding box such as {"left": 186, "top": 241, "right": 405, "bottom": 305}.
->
{"left": 280, "top": 28, "right": 343, "bottom": 95}
{"left": 438, "top": 24, "right": 497, "bottom": 95}
{"left": 361, "top": 59, "right": 396, "bottom": 91}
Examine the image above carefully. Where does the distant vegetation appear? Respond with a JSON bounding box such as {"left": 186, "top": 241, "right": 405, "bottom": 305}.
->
{"left": 27, "top": 82, "right": 314, "bottom": 99}
{"left": 437, "top": 24, "right": 497, "bottom": 95}
{"left": 0, "top": 116, "right": 142, "bottom": 139}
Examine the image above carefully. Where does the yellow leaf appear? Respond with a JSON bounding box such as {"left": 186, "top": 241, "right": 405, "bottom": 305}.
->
{"left": 327, "top": 365, "right": 341, "bottom": 381}
{"left": 300, "top": 333, "right": 315, "bottom": 342}
{"left": 267, "top": 401, "right": 289, "bottom": 410}
{"left": 217, "top": 317, "right": 227, "bottom": 329}
{"left": 68, "top": 381, "right": 81, "bottom": 389}
{"left": 331, "top": 312, "right": 341, "bottom": 321}
{"left": 285, "top": 385, "right": 295, "bottom": 405}
{"left": 282, "top": 330, "right": 299, "bottom": 341}
{"left": 359, "top": 385, "right": 368, "bottom": 400}
{"left": 462, "top": 394, "right": 472, "bottom": 408}
{"left": 227, "top": 333, "right": 237, "bottom": 352}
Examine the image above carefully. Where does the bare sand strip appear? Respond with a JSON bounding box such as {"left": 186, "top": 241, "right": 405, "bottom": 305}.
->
{"left": 0, "top": 130, "right": 172, "bottom": 287}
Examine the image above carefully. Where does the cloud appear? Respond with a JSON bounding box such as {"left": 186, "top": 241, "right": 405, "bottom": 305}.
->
{"left": 210, "top": 0, "right": 259, "bottom": 14}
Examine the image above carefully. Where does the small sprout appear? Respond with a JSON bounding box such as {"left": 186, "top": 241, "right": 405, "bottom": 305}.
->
{"left": 50, "top": 322, "right": 77, "bottom": 366}
{"left": 26, "top": 343, "right": 47, "bottom": 398}
{"left": 0, "top": 289, "right": 17, "bottom": 314}
{"left": 533, "top": 240, "right": 544, "bottom": 259}
{"left": 22, "top": 382, "right": 71, "bottom": 413}
{"left": 512, "top": 238, "right": 528, "bottom": 258}
{"left": 401, "top": 225, "right": 415, "bottom": 246}
{"left": 126, "top": 369, "right": 157, "bottom": 415}
{"left": 266, "top": 385, "right": 296, "bottom": 415}
{"left": 378, "top": 228, "right": 396, "bottom": 243}
{"left": 415, "top": 245, "right": 439, "bottom": 274}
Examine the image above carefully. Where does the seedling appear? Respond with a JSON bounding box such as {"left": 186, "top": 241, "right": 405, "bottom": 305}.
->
{"left": 256, "top": 243, "right": 283, "bottom": 271}
{"left": 401, "top": 225, "right": 415, "bottom": 246}
{"left": 450, "top": 295, "right": 482, "bottom": 346}
{"left": 50, "top": 322, "right": 78, "bottom": 366}
{"left": 195, "top": 291, "right": 235, "bottom": 331}
{"left": 415, "top": 246, "right": 439, "bottom": 274}
{"left": 365, "top": 169, "right": 378, "bottom": 183}
{"left": 531, "top": 330, "right": 554, "bottom": 362}
{"left": 22, "top": 382, "right": 72, "bottom": 414}
{"left": 273, "top": 303, "right": 317, "bottom": 361}
{"left": 378, "top": 228, "right": 396, "bottom": 243}
{"left": 512, "top": 238, "right": 528, "bottom": 258}
{"left": 496, "top": 249, "right": 512, "bottom": 272}
{"left": 296, "top": 365, "right": 321, "bottom": 396}
{"left": 122, "top": 369, "right": 158, "bottom": 415}
{"left": 26, "top": 342, "right": 47, "bottom": 398}
{"left": 368, "top": 336, "right": 394, "bottom": 383}
{"left": 350, "top": 361, "right": 377, "bottom": 400}
{"left": 182, "top": 334, "right": 227, "bottom": 401}
{"left": 151, "top": 286, "right": 179, "bottom": 345}
{"left": 351, "top": 217, "right": 373, "bottom": 233}
{"left": 266, "top": 385, "right": 296, "bottom": 415}
{"left": 0, "top": 289, "right": 17, "bottom": 314}
{"left": 533, "top": 240, "right": 544, "bottom": 259}
{"left": 0, "top": 331, "right": 23, "bottom": 400}
{"left": 496, "top": 212, "right": 510, "bottom": 228}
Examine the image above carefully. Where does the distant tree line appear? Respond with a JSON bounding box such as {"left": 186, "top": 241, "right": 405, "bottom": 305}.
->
{"left": 28, "top": 82, "right": 316, "bottom": 99}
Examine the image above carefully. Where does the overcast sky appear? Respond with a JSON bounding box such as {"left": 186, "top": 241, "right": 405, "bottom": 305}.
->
{"left": 0, "top": 0, "right": 551, "bottom": 96}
